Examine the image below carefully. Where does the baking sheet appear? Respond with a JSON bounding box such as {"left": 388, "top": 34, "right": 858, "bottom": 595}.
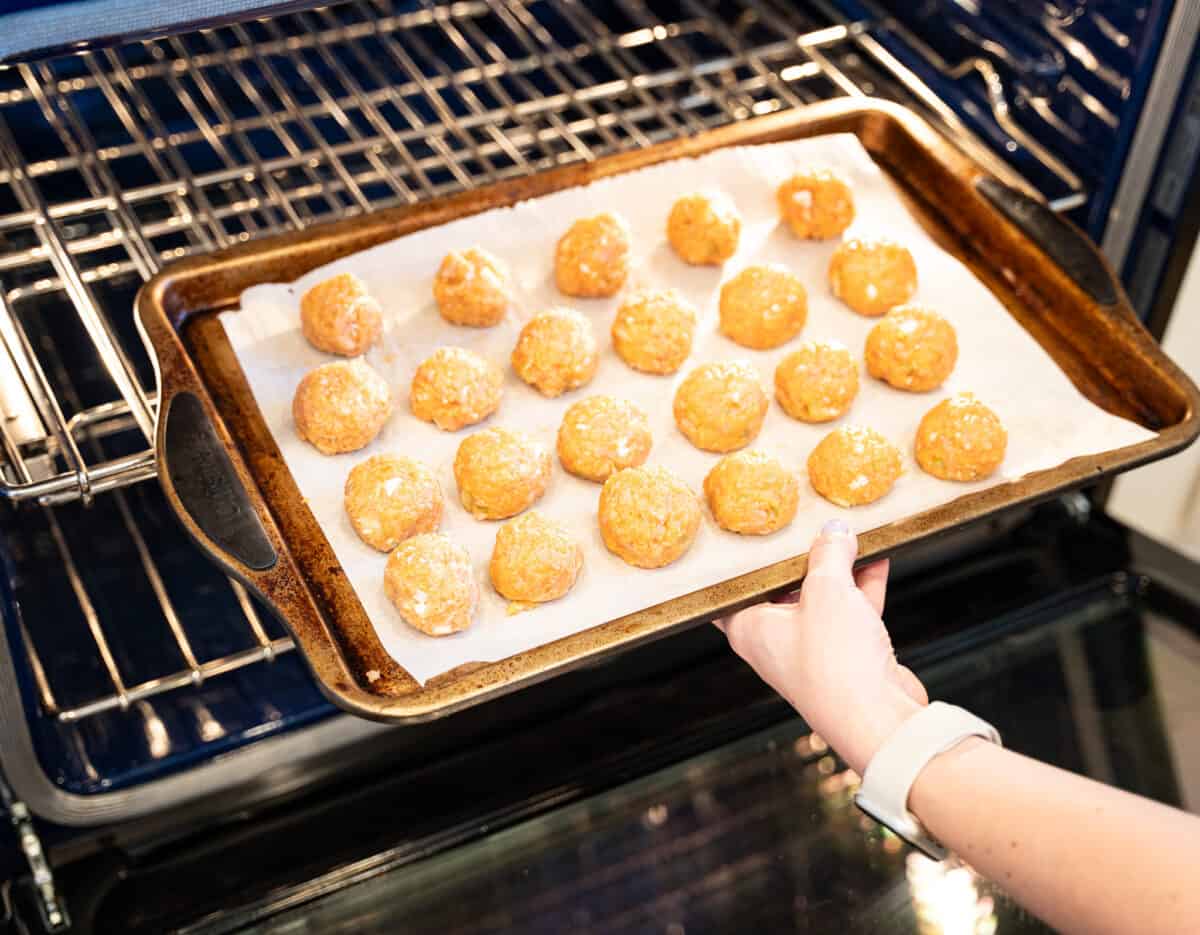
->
{"left": 221, "top": 134, "right": 1155, "bottom": 685}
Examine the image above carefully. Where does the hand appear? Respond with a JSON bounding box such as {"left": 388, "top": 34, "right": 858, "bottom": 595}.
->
{"left": 716, "top": 520, "right": 928, "bottom": 774}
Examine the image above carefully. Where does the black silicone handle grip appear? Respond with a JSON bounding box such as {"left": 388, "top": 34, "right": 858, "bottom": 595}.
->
{"left": 163, "top": 391, "right": 277, "bottom": 572}
{"left": 976, "top": 176, "right": 1118, "bottom": 308}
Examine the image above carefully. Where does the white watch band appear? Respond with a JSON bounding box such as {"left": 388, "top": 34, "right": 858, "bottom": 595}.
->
{"left": 854, "top": 701, "right": 1001, "bottom": 861}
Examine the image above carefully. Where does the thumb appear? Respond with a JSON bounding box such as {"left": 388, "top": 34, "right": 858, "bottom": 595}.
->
{"left": 804, "top": 519, "right": 858, "bottom": 588}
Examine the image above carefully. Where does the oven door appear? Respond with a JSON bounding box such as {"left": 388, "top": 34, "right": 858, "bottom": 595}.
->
{"left": 6, "top": 501, "right": 1197, "bottom": 934}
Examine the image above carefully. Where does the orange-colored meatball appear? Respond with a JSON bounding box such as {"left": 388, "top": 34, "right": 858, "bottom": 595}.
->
{"left": 293, "top": 359, "right": 392, "bottom": 455}
{"left": 384, "top": 533, "right": 478, "bottom": 637}
{"left": 554, "top": 212, "right": 631, "bottom": 298}
{"left": 489, "top": 511, "right": 583, "bottom": 605}
{"left": 611, "top": 288, "right": 697, "bottom": 375}
{"left": 453, "top": 426, "right": 553, "bottom": 520}
{"left": 704, "top": 450, "right": 799, "bottom": 536}
{"left": 557, "top": 395, "right": 653, "bottom": 482}
{"left": 776, "top": 170, "right": 855, "bottom": 240}
{"left": 719, "top": 263, "right": 808, "bottom": 350}
{"left": 828, "top": 237, "right": 917, "bottom": 316}
{"left": 673, "top": 361, "right": 769, "bottom": 453}
{"left": 666, "top": 191, "right": 742, "bottom": 265}
{"left": 598, "top": 465, "right": 701, "bottom": 569}
{"left": 433, "top": 247, "right": 512, "bottom": 327}
{"left": 774, "top": 340, "right": 859, "bottom": 423}
{"left": 409, "top": 347, "right": 503, "bottom": 432}
{"left": 343, "top": 454, "right": 443, "bottom": 552}
{"left": 807, "top": 425, "right": 902, "bottom": 507}
{"left": 511, "top": 308, "right": 598, "bottom": 398}
{"left": 915, "top": 394, "right": 1007, "bottom": 482}
{"left": 300, "top": 272, "right": 383, "bottom": 357}
{"left": 865, "top": 304, "right": 958, "bottom": 392}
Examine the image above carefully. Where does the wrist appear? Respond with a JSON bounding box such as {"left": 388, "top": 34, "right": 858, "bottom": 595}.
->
{"left": 837, "top": 688, "right": 924, "bottom": 776}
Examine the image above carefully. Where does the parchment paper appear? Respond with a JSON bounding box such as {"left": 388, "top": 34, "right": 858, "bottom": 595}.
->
{"left": 221, "top": 135, "right": 1155, "bottom": 684}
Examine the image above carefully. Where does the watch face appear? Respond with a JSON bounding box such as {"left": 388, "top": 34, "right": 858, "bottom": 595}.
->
{"left": 853, "top": 792, "right": 888, "bottom": 827}
{"left": 853, "top": 793, "right": 948, "bottom": 862}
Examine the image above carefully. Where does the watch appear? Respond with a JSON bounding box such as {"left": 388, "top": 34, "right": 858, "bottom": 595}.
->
{"left": 854, "top": 701, "right": 1001, "bottom": 861}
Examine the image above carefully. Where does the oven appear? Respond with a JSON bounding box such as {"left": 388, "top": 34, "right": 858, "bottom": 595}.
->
{"left": 1, "top": 1, "right": 1199, "bottom": 932}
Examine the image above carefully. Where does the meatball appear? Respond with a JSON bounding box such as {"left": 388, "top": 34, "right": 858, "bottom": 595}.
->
{"left": 555, "top": 212, "right": 631, "bottom": 298}
{"left": 719, "top": 264, "right": 808, "bottom": 350}
{"left": 409, "top": 347, "right": 503, "bottom": 432}
{"left": 511, "top": 308, "right": 598, "bottom": 398}
{"left": 865, "top": 304, "right": 958, "bottom": 392}
{"left": 384, "top": 533, "right": 478, "bottom": 637}
{"left": 828, "top": 237, "right": 918, "bottom": 316}
{"left": 611, "top": 288, "right": 697, "bottom": 375}
{"left": 557, "top": 395, "right": 653, "bottom": 483}
{"left": 293, "top": 359, "right": 392, "bottom": 455}
{"left": 915, "top": 394, "right": 1007, "bottom": 482}
{"left": 489, "top": 511, "right": 583, "bottom": 605}
{"left": 776, "top": 170, "right": 855, "bottom": 240}
{"left": 666, "top": 191, "right": 742, "bottom": 265}
{"left": 598, "top": 465, "right": 701, "bottom": 569}
{"left": 433, "top": 247, "right": 512, "bottom": 327}
{"left": 704, "top": 450, "right": 799, "bottom": 536}
{"left": 775, "top": 340, "right": 859, "bottom": 423}
{"left": 673, "top": 361, "right": 769, "bottom": 453}
{"left": 453, "top": 426, "right": 553, "bottom": 520}
{"left": 807, "top": 425, "right": 902, "bottom": 508}
{"left": 300, "top": 272, "right": 383, "bottom": 357}
{"left": 343, "top": 454, "right": 443, "bottom": 552}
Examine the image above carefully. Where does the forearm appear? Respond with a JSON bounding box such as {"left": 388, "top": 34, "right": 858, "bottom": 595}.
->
{"left": 909, "top": 738, "right": 1200, "bottom": 935}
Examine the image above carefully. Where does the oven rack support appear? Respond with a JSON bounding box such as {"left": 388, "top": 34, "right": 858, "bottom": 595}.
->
{"left": 0, "top": 0, "right": 1083, "bottom": 727}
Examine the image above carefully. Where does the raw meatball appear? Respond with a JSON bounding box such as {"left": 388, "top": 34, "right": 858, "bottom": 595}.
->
{"left": 829, "top": 237, "right": 917, "bottom": 317}
{"left": 865, "top": 304, "right": 958, "bottom": 392}
{"left": 384, "top": 533, "right": 477, "bottom": 637}
{"left": 775, "top": 340, "right": 859, "bottom": 423}
{"left": 598, "top": 465, "right": 701, "bottom": 569}
{"left": 410, "top": 347, "right": 503, "bottom": 432}
{"left": 433, "top": 247, "right": 512, "bottom": 327}
{"left": 293, "top": 359, "right": 391, "bottom": 455}
{"left": 667, "top": 191, "right": 742, "bottom": 265}
{"left": 555, "top": 212, "right": 631, "bottom": 298}
{"left": 704, "top": 450, "right": 799, "bottom": 536}
{"left": 511, "top": 308, "right": 598, "bottom": 398}
{"left": 915, "top": 394, "right": 1007, "bottom": 482}
{"left": 454, "top": 426, "right": 553, "bottom": 520}
{"left": 557, "top": 395, "right": 653, "bottom": 482}
{"left": 719, "top": 264, "right": 808, "bottom": 350}
{"left": 807, "top": 425, "right": 902, "bottom": 508}
{"left": 673, "top": 361, "right": 769, "bottom": 453}
{"left": 344, "top": 454, "right": 442, "bottom": 552}
{"left": 489, "top": 511, "right": 583, "bottom": 605}
{"left": 776, "top": 170, "right": 855, "bottom": 240}
{"left": 300, "top": 272, "right": 383, "bottom": 357}
{"left": 611, "top": 288, "right": 697, "bottom": 375}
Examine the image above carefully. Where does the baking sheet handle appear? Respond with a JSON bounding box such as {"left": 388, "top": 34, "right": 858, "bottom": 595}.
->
{"left": 162, "top": 391, "right": 277, "bottom": 571}
{"left": 976, "top": 177, "right": 1119, "bottom": 307}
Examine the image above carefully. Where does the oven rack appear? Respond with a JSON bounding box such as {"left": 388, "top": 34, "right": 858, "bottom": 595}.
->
{"left": 0, "top": 0, "right": 1077, "bottom": 727}
{"left": 0, "top": 0, "right": 1073, "bottom": 509}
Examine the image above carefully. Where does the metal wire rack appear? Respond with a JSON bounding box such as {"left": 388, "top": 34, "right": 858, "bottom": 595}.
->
{"left": 0, "top": 0, "right": 1078, "bottom": 724}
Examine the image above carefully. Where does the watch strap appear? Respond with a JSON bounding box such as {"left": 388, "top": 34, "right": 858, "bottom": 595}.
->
{"left": 854, "top": 701, "right": 1001, "bottom": 861}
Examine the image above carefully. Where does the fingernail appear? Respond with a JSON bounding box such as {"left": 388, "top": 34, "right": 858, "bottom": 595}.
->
{"left": 821, "top": 518, "right": 850, "bottom": 538}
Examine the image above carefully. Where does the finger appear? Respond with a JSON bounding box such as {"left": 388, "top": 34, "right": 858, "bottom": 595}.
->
{"left": 770, "top": 587, "right": 803, "bottom": 605}
{"left": 803, "top": 519, "right": 858, "bottom": 590}
{"left": 712, "top": 617, "right": 727, "bottom": 634}
{"left": 897, "top": 665, "right": 929, "bottom": 706}
{"left": 854, "top": 559, "right": 890, "bottom": 616}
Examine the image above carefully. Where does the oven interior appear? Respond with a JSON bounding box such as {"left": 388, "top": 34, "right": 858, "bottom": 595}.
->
{"left": 0, "top": 0, "right": 1197, "bottom": 930}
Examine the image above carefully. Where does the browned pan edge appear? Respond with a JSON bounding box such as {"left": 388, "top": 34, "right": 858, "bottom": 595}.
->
{"left": 135, "top": 98, "right": 1200, "bottom": 723}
